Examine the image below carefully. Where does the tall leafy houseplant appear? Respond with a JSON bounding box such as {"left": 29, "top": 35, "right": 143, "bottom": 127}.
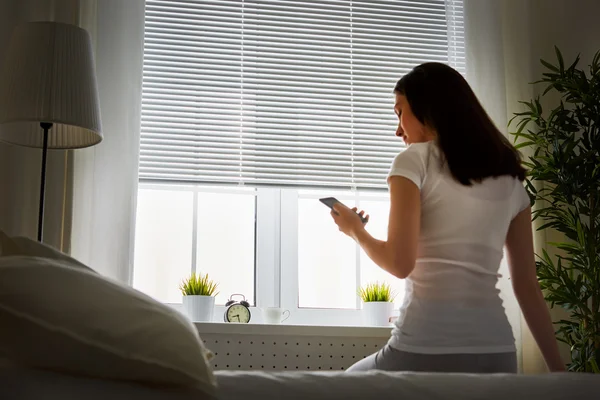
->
{"left": 509, "top": 47, "right": 600, "bottom": 372}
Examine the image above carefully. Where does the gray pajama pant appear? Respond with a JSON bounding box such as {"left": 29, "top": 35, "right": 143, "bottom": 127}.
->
{"left": 347, "top": 344, "right": 517, "bottom": 373}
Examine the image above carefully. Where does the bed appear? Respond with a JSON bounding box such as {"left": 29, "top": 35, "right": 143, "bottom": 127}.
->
{"left": 1, "top": 236, "right": 598, "bottom": 400}
{"left": 1, "top": 366, "right": 598, "bottom": 400}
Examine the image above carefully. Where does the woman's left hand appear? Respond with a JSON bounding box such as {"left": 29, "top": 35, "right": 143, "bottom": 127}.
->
{"left": 331, "top": 204, "right": 369, "bottom": 239}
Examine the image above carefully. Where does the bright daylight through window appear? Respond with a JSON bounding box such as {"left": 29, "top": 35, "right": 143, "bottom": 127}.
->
{"left": 134, "top": 0, "right": 464, "bottom": 321}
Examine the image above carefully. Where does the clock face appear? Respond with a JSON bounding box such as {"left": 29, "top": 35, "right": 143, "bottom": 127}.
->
{"left": 226, "top": 304, "right": 251, "bottom": 323}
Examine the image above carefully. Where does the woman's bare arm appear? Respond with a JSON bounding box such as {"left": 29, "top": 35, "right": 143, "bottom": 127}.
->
{"left": 505, "top": 207, "right": 566, "bottom": 372}
{"left": 331, "top": 175, "right": 420, "bottom": 279}
{"left": 350, "top": 176, "right": 420, "bottom": 279}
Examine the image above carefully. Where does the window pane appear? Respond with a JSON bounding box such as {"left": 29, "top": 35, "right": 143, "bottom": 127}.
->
{"left": 196, "top": 190, "right": 256, "bottom": 306}
{"left": 359, "top": 198, "right": 406, "bottom": 309}
{"left": 133, "top": 188, "right": 193, "bottom": 303}
{"left": 298, "top": 192, "right": 357, "bottom": 309}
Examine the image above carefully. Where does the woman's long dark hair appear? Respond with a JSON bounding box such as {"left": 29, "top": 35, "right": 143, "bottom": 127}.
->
{"left": 394, "top": 62, "right": 526, "bottom": 185}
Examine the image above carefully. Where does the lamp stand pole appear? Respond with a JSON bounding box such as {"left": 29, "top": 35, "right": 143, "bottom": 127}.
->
{"left": 38, "top": 122, "right": 53, "bottom": 242}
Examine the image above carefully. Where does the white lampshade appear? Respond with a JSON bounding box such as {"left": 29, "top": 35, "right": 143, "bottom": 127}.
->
{"left": 0, "top": 21, "right": 102, "bottom": 149}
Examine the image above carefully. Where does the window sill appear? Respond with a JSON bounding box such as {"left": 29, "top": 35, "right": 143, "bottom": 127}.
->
{"left": 167, "top": 303, "right": 399, "bottom": 329}
{"left": 194, "top": 321, "right": 393, "bottom": 338}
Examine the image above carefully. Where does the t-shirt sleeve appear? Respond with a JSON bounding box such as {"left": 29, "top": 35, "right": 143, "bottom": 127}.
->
{"left": 513, "top": 182, "right": 531, "bottom": 218}
{"left": 387, "top": 143, "right": 428, "bottom": 189}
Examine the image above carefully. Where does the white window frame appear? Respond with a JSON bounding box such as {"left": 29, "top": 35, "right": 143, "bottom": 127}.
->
{"left": 255, "top": 187, "right": 280, "bottom": 308}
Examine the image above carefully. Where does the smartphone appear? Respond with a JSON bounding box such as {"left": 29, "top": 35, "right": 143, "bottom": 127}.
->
{"left": 319, "top": 197, "right": 368, "bottom": 224}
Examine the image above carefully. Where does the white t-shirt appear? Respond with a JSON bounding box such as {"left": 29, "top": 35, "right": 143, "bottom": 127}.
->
{"left": 386, "top": 141, "right": 529, "bottom": 354}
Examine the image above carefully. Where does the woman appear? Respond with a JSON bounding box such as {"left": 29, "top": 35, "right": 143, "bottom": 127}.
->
{"left": 332, "top": 62, "right": 565, "bottom": 374}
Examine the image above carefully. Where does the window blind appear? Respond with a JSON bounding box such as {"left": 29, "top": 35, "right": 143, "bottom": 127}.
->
{"left": 140, "top": 0, "right": 465, "bottom": 190}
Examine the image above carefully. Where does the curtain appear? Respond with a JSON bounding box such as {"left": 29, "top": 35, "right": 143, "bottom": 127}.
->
{"left": 464, "top": 0, "right": 600, "bottom": 374}
{"left": 70, "top": 0, "right": 144, "bottom": 283}
{"left": 463, "top": 0, "right": 534, "bottom": 375}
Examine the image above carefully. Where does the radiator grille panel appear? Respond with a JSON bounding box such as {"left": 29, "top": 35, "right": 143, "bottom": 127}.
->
{"left": 200, "top": 330, "right": 389, "bottom": 371}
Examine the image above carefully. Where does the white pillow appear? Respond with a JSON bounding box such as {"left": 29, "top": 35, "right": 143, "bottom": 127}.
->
{"left": 0, "top": 254, "right": 217, "bottom": 397}
{"left": 0, "top": 230, "right": 20, "bottom": 255}
{"left": 0, "top": 231, "right": 93, "bottom": 272}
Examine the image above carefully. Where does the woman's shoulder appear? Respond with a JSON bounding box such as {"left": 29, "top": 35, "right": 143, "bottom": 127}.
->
{"left": 397, "top": 141, "right": 436, "bottom": 158}
{"left": 392, "top": 141, "right": 439, "bottom": 168}
{"left": 388, "top": 141, "right": 438, "bottom": 188}
{"left": 408, "top": 140, "right": 435, "bottom": 151}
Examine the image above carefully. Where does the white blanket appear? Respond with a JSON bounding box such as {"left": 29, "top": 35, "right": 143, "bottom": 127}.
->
{"left": 1, "top": 366, "right": 598, "bottom": 400}
{"left": 215, "top": 370, "right": 599, "bottom": 400}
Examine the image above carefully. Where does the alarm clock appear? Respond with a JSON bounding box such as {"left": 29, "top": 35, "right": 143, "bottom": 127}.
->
{"left": 224, "top": 294, "right": 251, "bottom": 323}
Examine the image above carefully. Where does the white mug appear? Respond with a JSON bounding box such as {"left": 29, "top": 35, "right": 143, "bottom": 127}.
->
{"left": 262, "top": 307, "right": 290, "bottom": 324}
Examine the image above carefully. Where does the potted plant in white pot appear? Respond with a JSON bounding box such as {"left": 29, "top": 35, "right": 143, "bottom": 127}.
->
{"left": 179, "top": 273, "right": 219, "bottom": 322}
{"left": 358, "top": 282, "right": 396, "bottom": 327}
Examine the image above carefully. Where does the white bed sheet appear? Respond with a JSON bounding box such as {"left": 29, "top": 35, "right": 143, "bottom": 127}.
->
{"left": 1, "top": 366, "right": 599, "bottom": 400}
{"left": 216, "top": 370, "right": 599, "bottom": 400}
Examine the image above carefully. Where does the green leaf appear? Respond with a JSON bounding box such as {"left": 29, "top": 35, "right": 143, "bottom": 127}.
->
{"left": 525, "top": 180, "right": 538, "bottom": 195}
{"left": 543, "top": 84, "right": 556, "bottom": 96}
{"left": 535, "top": 98, "right": 543, "bottom": 115}
{"left": 549, "top": 242, "right": 581, "bottom": 252}
{"left": 576, "top": 219, "right": 586, "bottom": 246}
{"left": 179, "top": 272, "right": 220, "bottom": 296}
{"left": 591, "top": 49, "right": 600, "bottom": 74}
{"left": 590, "top": 356, "right": 600, "bottom": 373}
{"left": 515, "top": 141, "right": 537, "bottom": 149}
{"left": 555, "top": 46, "right": 565, "bottom": 72}
{"left": 568, "top": 54, "right": 581, "bottom": 72}
{"left": 358, "top": 282, "right": 396, "bottom": 302}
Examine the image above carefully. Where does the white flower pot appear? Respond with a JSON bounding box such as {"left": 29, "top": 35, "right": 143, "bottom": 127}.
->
{"left": 182, "top": 295, "right": 215, "bottom": 322}
{"left": 362, "top": 301, "right": 394, "bottom": 326}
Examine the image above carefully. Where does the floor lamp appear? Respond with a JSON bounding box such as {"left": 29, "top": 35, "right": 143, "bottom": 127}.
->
{"left": 0, "top": 21, "right": 103, "bottom": 242}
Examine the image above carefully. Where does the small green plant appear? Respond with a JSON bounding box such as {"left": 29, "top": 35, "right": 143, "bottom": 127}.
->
{"left": 179, "top": 273, "right": 219, "bottom": 296}
{"left": 358, "top": 282, "right": 396, "bottom": 302}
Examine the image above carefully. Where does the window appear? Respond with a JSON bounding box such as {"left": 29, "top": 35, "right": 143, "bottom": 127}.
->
{"left": 133, "top": 185, "right": 256, "bottom": 305}
{"left": 295, "top": 190, "right": 406, "bottom": 310}
{"left": 134, "top": 0, "right": 464, "bottom": 323}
